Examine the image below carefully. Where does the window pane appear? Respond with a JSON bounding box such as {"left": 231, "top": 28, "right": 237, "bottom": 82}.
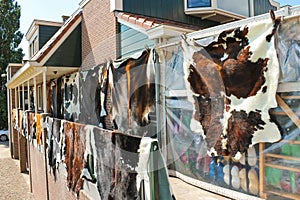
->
{"left": 187, "top": 0, "right": 211, "bottom": 8}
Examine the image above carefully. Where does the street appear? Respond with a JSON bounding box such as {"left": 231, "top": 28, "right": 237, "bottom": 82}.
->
{"left": 0, "top": 140, "right": 34, "bottom": 200}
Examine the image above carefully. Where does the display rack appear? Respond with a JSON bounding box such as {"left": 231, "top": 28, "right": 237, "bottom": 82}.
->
{"left": 260, "top": 82, "right": 300, "bottom": 200}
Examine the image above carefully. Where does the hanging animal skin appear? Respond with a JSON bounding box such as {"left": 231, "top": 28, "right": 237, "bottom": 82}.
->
{"left": 181, "top": 11, "right": 281, "bottom": 159}
{"left": 110, "top": 49, "right": 156, "bottom": 135}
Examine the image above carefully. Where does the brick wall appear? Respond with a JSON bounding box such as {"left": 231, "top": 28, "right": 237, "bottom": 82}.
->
{"left": 81, "top": 0, "right": 118, "bottom": 70}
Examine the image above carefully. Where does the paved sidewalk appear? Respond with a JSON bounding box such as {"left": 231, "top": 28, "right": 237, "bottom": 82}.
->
{"left": 0, "top": 140, "right": 35, "bottom": 200}
{"left": 170, "top": 177, "right": 231, "bottom": 200}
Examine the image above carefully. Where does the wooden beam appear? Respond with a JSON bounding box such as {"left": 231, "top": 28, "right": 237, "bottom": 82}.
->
{"left": 276, "top": 95, "right": 300, "bottom": 129}
{"left": 259, "top": 143, "right": 266, "bottom": 199}
{"left": 264, "top": 163, "right": 300, "bottom": 173}
{"left": 201, "top": 13, "right": 217, "bottom": 20}
{"left": 277, "top": 82, "right": 300, "bottom": 92}
{"left": 264, "top": 153, "right": 300, "bottom": 162}
{"left": 280, "top": 140, "right": 300, "bottom": 145}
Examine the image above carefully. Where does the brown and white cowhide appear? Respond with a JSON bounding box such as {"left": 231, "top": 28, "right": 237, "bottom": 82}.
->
{"left": 181, "top": 14, "right": 281, "bottom": 159}
{"left": 109, "top": 49, "right": 156, "bottom": 136}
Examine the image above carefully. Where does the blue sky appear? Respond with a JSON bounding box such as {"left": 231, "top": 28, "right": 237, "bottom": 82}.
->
{"left": 276, "top": 0, "right": 299, "bottom": 6}
{"left": 17, "top": 0, "right": 299, "bottom": 59}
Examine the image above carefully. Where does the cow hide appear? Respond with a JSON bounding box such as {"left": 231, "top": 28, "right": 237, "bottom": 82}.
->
{"left": 64, "top": 121, "right": 86, "bottom": 196}
{"left": 64, "top": 72, "right": 80, "bottom": 122}
{"left": 28, "top": 112, "right": 36, "bottom": 142}
{"left": 79, "top": 63, "right": 109, "bottom": 128}
{"left": 109, "top": 49, "right": 156, "bottom": 136}
{"left": 111, "top": 132, "right": 141, "bottom": 199}
{"left": 181, "top": 17, "right": 281, "bottom": 159}
{"left": 46, "top": 117, "right": 63, "bottom": 180}
{"left": 83, "top": 127, "right": 141, "bottom": 199}
{"left": 36, "top": 114, "right": 43, "bottom": 146}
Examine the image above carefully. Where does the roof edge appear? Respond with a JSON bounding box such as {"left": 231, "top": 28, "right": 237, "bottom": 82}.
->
{"left": 32, "top": 10, "right": 82, "bottom": 64}
{"left": 25, "top": 20, "right": 64, "bottom": 41}
{"left": 79, "top": 0, "right": 91, "bottom": 8}
{"left": 115, "top": 11, "right": 202, "bottom": 31}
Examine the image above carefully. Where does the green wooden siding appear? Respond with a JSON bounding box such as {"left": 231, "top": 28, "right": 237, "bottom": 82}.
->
{"left": 119, "top": 23, "right": 155, "bottom": 58}
{"left": 122, "top": 0, "right": 218, "bottom": 28}
{"left": 253, "top": 0, "right": 278, "bottom": 15}
{"left": 39, "top": 25, "right": 61, "bottom": 49}
{"left": 44, "top": 24, "right": 82, "bottom": 67}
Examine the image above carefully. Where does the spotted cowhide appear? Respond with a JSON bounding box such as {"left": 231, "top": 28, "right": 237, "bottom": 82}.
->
{"left": 181, "top": 13, "right": 281, "bottom": 159}
{"left": 45, "top": 118, "right": 153, "bottom": 199}
{"left": 63, "top": 73, "right": 80, "bottom": 122}
{"left": 46, "top": 117, "right": 63, "bottom": 180}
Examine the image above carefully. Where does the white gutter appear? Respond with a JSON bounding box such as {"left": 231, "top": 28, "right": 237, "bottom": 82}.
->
{"left": 79, "top": 0, "right": 90, "bottom": 8}
{"left": 6, "top": 61, "right": 43, "bottom": 89}
{"left": 147, "top": 25, "right": 195, "bottom": 40}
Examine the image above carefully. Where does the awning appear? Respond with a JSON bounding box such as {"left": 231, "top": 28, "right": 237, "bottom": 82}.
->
{"left": 6, "top": 61, "right": 78, "bottom": 89}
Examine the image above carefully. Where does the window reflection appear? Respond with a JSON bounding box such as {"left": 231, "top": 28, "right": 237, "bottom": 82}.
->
{"left": 187, "top": 0, "right": 211, "bottom": 8}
